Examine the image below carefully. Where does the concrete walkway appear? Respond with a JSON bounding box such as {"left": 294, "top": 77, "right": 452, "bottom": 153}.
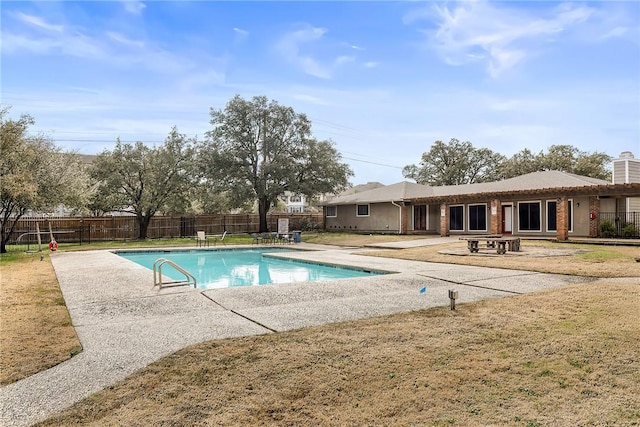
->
{"left": 0, "top": 244, "right": 619, "bottom": 426}
{"left": 363, "top": 236, "right": 461, "bottom": 249}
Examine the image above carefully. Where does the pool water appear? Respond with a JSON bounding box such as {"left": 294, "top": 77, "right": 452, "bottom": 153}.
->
{"left": 116, "top": 248, "right": 382, "bottom": 289}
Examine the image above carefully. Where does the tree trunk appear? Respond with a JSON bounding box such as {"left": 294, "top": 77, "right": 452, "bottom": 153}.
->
{"left": 138, "top": 215, "right": 152, "bottom": 240}
{"left": 258, "top": 197, "right": 270, "bottom": 233}
{"left": 1, "top": 209, "right": 24, "bottom": 253}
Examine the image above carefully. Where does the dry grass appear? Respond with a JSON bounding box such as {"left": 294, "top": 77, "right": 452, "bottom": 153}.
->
{"left": 2, "top": 235, "right": 639, "bottom": 425}
{"left": 0, "top": 254, "right": 82, "bottom": 385}
{"left": 311, "top": 235, "right": 639, "bottom": 278}
{"left": 366, "top": 240, "right": 640, "bottom": 278}
{"left": 37, "top": 281, "right": 640, "bottom": 426}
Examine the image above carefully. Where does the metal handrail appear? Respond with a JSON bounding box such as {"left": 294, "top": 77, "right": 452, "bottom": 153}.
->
{"left": 153, "top": 258, "right": 197, "bottom": 289}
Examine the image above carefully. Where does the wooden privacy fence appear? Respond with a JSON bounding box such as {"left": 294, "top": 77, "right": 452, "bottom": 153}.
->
{"left": 8, "top": 213, "right": 324, "bottom": 245}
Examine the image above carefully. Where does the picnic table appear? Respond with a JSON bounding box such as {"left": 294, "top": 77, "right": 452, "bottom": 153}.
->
{"left": 458, "top": 235, "right": 520, "bottom": 255}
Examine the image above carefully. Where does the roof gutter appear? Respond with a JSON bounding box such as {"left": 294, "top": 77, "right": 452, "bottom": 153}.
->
{"left": 391, "top": 200, "right": 402, "bottom": 235}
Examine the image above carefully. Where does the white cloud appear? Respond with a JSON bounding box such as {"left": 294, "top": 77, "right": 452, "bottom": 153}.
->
{"left": 233, "top": 27, "right": 249, "bottom": 43}
{"left": 3, "top": 14, "right": 212, "bottom": 76}
{"left": 122, "top": 1, "right": 146, "bottom": 15}
{"left": 408, "top": 1, "right": 595, "bottom": 77}
{"left": 274, "top": 25, "right": 356, "bottom": 79}
{"left": 601, "top": 27, "right": 628, "bottom": 40}
{"left": 15, "top": 12, "right": 64, "bottom": 32}
{"left": 363, "top": 61, "right": 380, "bottom": 69}
{"left": 107, "top": 31, "right": 145, "bottom": 48}
{"left": 275, "top": 25, "right": 331, "bottom": 78}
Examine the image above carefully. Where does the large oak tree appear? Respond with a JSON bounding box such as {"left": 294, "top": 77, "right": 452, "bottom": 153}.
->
{"left": 499, "top": 145, "right": 611, "bottom": 180}
{"left": 1, "top": 109, "right": 89, "bottom": 253}
{"left": 202, "top": 95, "right": 352, "bottom": 232}
{"left": 405, "top": 139, "right": 612, "bottom": 186}
{"left": 403, "top": 138, "right": 505, "bottom": 186}
{"left": 89, "top": 127, "right": 197, "bottom": 239}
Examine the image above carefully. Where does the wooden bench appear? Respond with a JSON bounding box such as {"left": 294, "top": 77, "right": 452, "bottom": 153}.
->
{"left": 459, "top": 235, "right": 521, "bottom": 254}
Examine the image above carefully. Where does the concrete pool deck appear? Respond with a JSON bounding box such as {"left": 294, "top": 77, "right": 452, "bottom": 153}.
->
{"left": 0, "top": 243, "right": 627, "bottom": 426}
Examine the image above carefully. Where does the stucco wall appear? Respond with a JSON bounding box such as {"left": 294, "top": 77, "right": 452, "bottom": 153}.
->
{"left": 571, "top": 196, "right": 590, "bottom": 236}
{"left": 325, "top": 202, "right": 401, "bottom": 233}
{"left": 600, "top": 198, "right": 616, "bottom": 212}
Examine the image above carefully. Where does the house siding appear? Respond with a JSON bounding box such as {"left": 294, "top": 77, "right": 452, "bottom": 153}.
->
{"left": 325, "top": 202, "right": 401, "bottom": 233}
{"left": 613, "top": 162, "right": 627, "bottom": 184}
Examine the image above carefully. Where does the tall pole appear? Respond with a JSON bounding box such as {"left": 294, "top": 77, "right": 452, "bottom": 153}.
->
{"left": 36, "top": 222, "right": 42, "bottom": 252}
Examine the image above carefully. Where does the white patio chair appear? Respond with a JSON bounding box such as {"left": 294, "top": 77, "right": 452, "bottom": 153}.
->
{"left": 196, "top": 231, "right": 209, "bottom": 247}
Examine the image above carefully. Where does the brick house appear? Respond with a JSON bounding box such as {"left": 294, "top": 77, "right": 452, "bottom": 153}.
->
{"left": 323, "top": 154, "right": 640, "bottom": 240}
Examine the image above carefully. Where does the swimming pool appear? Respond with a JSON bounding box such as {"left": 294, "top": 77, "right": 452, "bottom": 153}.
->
{"left": 116, "top": 248, "right": 383, "bottom": 289}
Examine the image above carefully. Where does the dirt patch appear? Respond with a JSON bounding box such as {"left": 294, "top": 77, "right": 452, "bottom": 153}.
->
{"left": 439, "top": 246, "right": 591, "bottom": 257}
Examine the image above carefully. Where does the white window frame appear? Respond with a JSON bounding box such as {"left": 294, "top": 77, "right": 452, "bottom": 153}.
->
{"left": 546, "top": 199, "right": 573, "bottom": 233}
{"left": 356, "top": 204, "right": 370, "bottom": 217}
{"left": 568, "top": 198, "right": 573, "bottom": 233}
{"left": 326, "top": 206, "right": 337, "bottom": 218}
{"left": 518, "top": 200, "right": 542, "bottom": 232}
{"left": 468, "top": 203, "right": 488, "bottom": 232}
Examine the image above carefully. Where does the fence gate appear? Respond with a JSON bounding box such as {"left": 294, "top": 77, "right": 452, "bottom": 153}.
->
{"left": 180, "top": 216, "right": 195, "bottom": 238}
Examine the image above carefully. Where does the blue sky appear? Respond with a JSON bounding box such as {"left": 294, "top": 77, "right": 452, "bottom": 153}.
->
{"left": 2, "top": 1, "right": 639, "bottom": 185}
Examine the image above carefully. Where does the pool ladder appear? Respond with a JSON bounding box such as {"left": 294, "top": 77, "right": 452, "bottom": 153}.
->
{"left": 153, "top": 258, "right": 197, "bottom": 289}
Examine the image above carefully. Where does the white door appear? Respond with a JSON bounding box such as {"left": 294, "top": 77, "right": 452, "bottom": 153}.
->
{"left": 502, "top": 206, "right": 513, "bottom": 234}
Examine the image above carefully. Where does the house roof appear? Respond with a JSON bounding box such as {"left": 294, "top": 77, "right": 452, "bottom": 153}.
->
{"left": 324, "top": 171, "right": 618, "bottom": 206}
{"left": 324, "top": 181, "right": 433, "bottom": 205}
{"left": 430, "top": 171, "right": 610, "bottom": 198}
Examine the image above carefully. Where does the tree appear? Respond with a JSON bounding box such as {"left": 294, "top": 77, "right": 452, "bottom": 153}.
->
{"left": 89, "top": 127, "right": 197, "bottom": 239}
{"left": 572, "top": 151, "right": 611, "bottom": 180}
{"left": 498, "top": 148, "right": 544, "bottom": 179}
{"left": 500, "top": 145, "right": 611, "bottom": 180}
{"left": 403, "top": 138, "right": 505, "bottom": 186}
{"left": 1, "top": 108, "right": 90, "bottom": 253}
{"left": 203, "top": 95, "right": 352, "bottom": 232}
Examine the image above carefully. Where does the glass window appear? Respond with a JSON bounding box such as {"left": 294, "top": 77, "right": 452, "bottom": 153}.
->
{"left": 449, "top": 205, "right": 464, "bottom": 231}
{"left": 356, "top": 204, "right": 369, "bottom": 217}
{"left": 519, "top": 202, "right": 541, "bottom": 231}
{"left": 468, "top": 204, "right": 487, "bottom": 231}
{"left": 547, "top": 201, "right": 557, "bottom": 231}
{"left": 547, "top": 200, "right": 572, "bottom": 232}
{"left": 326, "top": 206, "right": 337, "bottom": 217}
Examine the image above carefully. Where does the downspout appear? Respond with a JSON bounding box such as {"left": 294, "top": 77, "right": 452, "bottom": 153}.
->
{"left": 391, "top": 200, "right": 402, "bottom": 235}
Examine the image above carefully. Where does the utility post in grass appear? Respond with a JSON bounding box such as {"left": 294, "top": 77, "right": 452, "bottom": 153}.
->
{"left": 449, "top": 290, "right": 459, "bottom": 310}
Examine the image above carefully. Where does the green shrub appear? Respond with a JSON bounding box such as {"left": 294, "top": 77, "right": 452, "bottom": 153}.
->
{"left": 622, "top": 222, "right": 638, "bottom": 238}
{"left": 599, "top": 220, "right": 616, "bottom": 238}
